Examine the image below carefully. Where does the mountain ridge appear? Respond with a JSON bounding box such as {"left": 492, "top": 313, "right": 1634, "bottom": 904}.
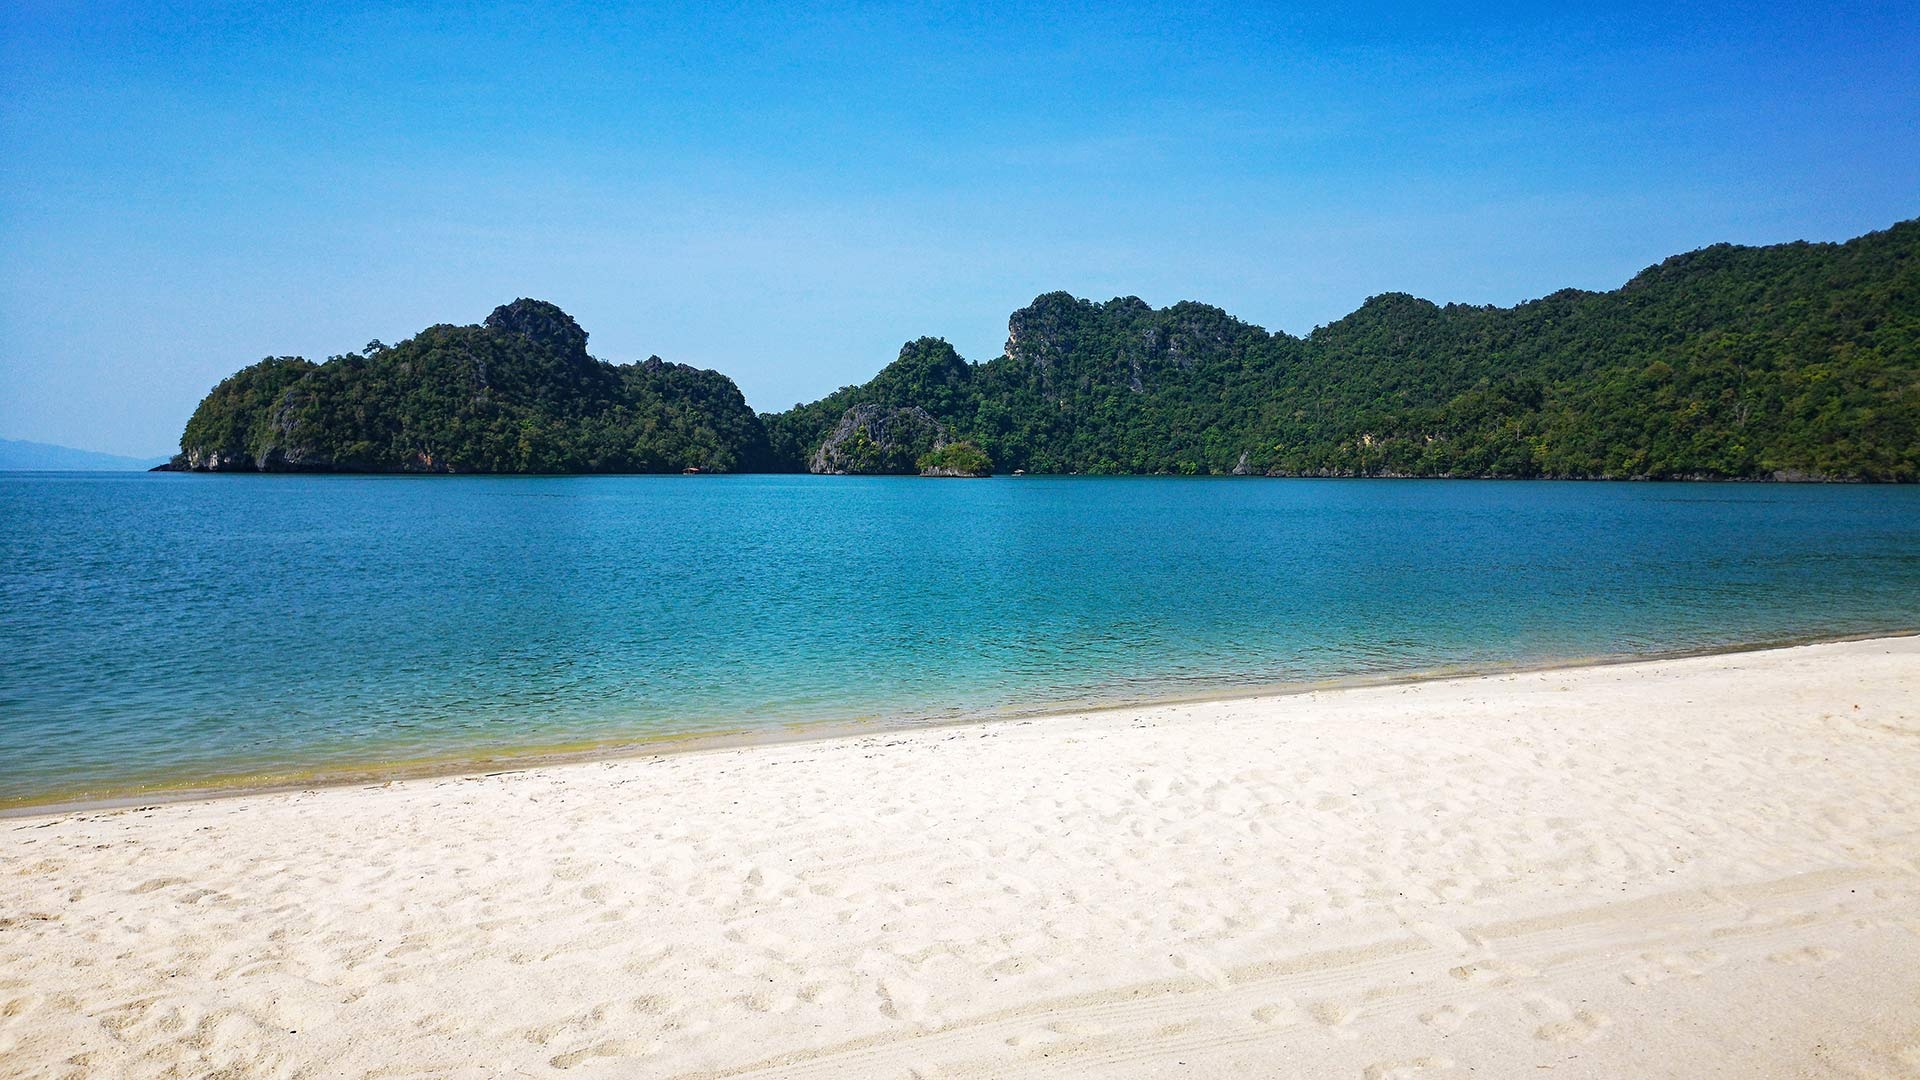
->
{"left": 168, "top": 218, "right": 1919, "bottom": 480}
{"left": 763, "top": 217, "right": 1917, "bottom": 480}
{"left": 0, "top": 439, "right": 170, "bottom": 472}
{"left": 167, "top": 299, "right": 770, "bottom": 474}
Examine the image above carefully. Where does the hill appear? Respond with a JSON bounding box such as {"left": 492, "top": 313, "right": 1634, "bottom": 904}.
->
{"left": 766, "top": 219, "right": 1918, "bottom": 480}
{"left": 0, "top": 439, "right": 169, "bottom": 471}
{"left": 168, "top": 300, "right": 770, "bottom": 473}
{"left": 171, "top": 219, "right": 1919, "bottom": 480}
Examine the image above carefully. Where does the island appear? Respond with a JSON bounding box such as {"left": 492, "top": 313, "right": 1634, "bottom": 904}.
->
{"left": 166, "top": 217, "right": 1918, "bottom": 480}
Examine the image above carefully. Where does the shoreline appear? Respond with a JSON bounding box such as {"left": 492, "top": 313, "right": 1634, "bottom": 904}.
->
{"left": 5, "top": 634, "right": 1918, "bottom": 1077}
{"left": 7, "top": 627, "right": 1915, "bottom": 819}
{"left": 110, "top": 461, "right": 1920, "bottom": 481}
{"left": 93, "top": 465, "right": 1920, "bottom": 481}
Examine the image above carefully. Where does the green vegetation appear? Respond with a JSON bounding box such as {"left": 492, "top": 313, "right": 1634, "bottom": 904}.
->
{"left": 918, "top": 440, "right": 993, "bottom": 476}
{"left": 177, "top": 219, "right": 1919, "bottom": 480}
{"left": 764, "top": 338, "right": 972, "bottom": 471}
{"left": 178, "top": 356, "right": 317, "bottom": 469}
{"left": 806, "top": 403, "right": 950, "bottom": 474}
{"left": 763, "top": 218, "right": 1919, "bottom": 480}
{"left": 174, "top": 300, "right": 769, "bottom": 473}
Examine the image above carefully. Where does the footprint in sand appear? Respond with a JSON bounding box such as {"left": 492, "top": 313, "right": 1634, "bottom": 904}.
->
{"left": 1170, "top": 952, "right": 1230, "bottom": 988}
{"left": 1363, "top": 1057, "right": 1455, "bottom": 1080}
{"left": 877, "top": 977, "right": 932, "bottom": 1023}
{"left": 1418, "top": 1003, "right": 1477, "bottom": 1033}
{"left": 1047, "top": 1020, "right": 1108, "bottom": 1037}
{"left": 549, "top": 1039, "right": 660, "bottom": 1069}
{"left": 1525, "top": 996, "right": 1612, "bottom": 1044}
{"left": 723, "top": 924, "right": 794, "bottom": 956}
{"left": 627, "top": 994, "right": 672, "bottom": 1016}
{"left": 1622, "top": 949, "right": 1723, "bottom": 987}
{"left": 1309, "top": 1000, "right": 1362, "bottom": 1039}
{"left": 1005, "top": 1020, "right": 1108, "bottom": 1048}
{"left": 738, "top": 989, "right": 798, "bottom": 1014}
{"left": 1535, "top": 1010, "right": 1612, "bottom": 1043}
{"left": 1447, "top": 959, "right": 1535, "bottom": 986}
{"left": 1767, "top": 945, "right": 1838, "bottom": 965}
{"left": 796, "top": 981, "right": 847, "bottom": 1005}
{"left": 1407, "top": 921, "right": 1477, "bottom": 954}
{"left": 621, "top": 948, "right": 673, "bottom": 977}
{"left": 1251, "top": 999, "right": 1306, "bottom": 1027}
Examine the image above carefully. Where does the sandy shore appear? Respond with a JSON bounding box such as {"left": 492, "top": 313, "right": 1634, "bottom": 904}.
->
{"left": 4, "top": 638, "right": 1919, "bottom": 1079}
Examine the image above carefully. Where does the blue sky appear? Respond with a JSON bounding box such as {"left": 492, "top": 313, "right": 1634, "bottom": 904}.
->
{"left": 2, "top": 2, "right": 1916, "bottom": 456}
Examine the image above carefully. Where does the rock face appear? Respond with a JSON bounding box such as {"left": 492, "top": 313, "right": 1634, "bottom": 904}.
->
{"left": 1003, "top": 292, "right": 1257, "bottom": 403}
{"left": 483, "top": 298, "right": 590, "bottom": 357}
{"left": 809, "top": 404, "right": 949, "bottom": 475}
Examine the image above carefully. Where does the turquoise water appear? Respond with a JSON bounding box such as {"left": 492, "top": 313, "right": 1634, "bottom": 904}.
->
{"left": 3, "top": 473, "right": 1918, "bottom": 807}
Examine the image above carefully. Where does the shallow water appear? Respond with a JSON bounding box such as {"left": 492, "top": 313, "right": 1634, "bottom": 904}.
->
{"left": 3, "top": 473, "right": 1917, "bottom": 806}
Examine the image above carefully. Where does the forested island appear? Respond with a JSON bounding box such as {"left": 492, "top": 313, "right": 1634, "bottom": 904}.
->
{"left": 168, "top": 217, "right": 1918, "bottom": 480}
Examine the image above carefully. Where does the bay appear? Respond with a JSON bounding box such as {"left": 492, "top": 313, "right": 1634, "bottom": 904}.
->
{"left": 3, "top": 472, "right": 1917, "bottom": 807}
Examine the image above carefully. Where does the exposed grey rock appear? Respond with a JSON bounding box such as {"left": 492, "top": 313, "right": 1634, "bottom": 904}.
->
{"left": 483, "top": 298, "right": 589, "bottom": 357}
{"left": 809, "top": 404, "right": 949, "bottom": 475}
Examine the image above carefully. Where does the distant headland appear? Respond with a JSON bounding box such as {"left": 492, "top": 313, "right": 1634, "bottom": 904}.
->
{"left": 163, "top": 218, "right": 1918, "bottom": 481}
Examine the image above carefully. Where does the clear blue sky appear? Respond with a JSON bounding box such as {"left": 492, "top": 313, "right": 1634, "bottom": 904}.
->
{"left": 2, "top": 1, "right": 1916, "bottom": 456}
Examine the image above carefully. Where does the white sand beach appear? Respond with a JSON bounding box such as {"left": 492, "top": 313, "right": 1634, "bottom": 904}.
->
{"left": 4, "top": 637, "right": 1919, "bottom": 1079}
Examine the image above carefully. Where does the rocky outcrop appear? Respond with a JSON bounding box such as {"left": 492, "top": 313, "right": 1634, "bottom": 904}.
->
{"left": 483, "top": 298, "right": 589, "bottom": 357}
{"left": 809, "top": 404, "right": 949, "bottom": 475}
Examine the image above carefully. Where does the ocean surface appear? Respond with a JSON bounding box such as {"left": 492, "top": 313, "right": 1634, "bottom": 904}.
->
{"left": 3, "top": 473, "right": 1918, "bottom": 807}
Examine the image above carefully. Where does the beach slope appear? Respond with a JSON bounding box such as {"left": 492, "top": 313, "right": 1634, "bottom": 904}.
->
{"left": 4, "top": 637, "right": 1919, "bottom": 1078}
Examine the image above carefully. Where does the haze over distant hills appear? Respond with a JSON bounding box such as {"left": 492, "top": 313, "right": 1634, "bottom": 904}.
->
{"left": 169, "top": 217, "right": 1918, "bottom": 481}
{"left": 0, "top": 439, "right": 170, "bottom": 472}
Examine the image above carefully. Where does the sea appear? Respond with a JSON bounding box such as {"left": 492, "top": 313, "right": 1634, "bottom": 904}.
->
{"left": 3, "top": 472, "right": 1917, "bottom": 808}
